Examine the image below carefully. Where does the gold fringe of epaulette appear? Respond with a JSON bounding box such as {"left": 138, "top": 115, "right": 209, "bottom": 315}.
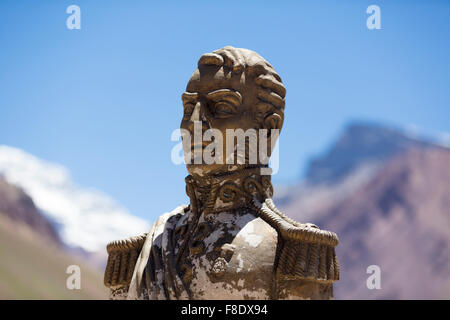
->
{"left": 104, "top": 234, "right": 147, "bottom": 288}
{"left": 252, "top": 198, "right": 339, "bottom": 282}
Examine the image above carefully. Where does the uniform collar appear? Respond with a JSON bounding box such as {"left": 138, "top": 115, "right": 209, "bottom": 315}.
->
{"left": 185, "top": 166, "right": 273, "bottom": 215}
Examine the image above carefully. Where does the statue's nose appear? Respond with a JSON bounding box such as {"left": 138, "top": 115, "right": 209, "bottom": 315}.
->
{"left": 189, "top": 101, "right": 203, "bottom": 122}
{"left": 186, "top": 101, "right": 209, "bottom": 133}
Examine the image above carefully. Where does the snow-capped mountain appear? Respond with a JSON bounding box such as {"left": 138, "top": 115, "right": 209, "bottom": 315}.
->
{"left": 0, "top": 145, "right": 149, "bottom": 252}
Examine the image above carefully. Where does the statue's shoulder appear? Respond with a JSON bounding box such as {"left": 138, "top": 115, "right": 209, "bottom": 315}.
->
{"left": 255, "top": 199, "right": 340, "bottom": 283}
{"left": 103, "top": 204, "right": 189, "bottom": 296}
{"left": 103, "top": 234, "right": 147, "bottom": 290}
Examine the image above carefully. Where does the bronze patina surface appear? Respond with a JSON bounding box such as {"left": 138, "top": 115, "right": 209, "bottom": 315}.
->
{"left": 104, "top": 46, "right": 339, "bottom": 300}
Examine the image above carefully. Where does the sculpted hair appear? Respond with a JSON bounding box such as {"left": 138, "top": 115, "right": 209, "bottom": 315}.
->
{"left": 197, "top": 46, "right": 286, "bottom": 131}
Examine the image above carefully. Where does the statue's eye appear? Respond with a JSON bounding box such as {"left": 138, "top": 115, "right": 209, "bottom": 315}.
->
{"left": 214, "top": 101, "right": 236, "bottom": 118}
{"left": 183, "top": 103, "right": 195, "bottom": 118}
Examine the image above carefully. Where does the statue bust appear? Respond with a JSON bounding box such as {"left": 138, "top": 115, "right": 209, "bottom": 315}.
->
{"left": 104, "top": 46, "right": 339, "bottom": 300}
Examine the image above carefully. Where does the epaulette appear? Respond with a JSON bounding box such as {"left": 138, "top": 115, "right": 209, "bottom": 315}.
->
{"left": 104, "top": 234, "right": 147, "bottom": 288}
{"left": 253, "top": 199, "right": 339, "bottom": 282}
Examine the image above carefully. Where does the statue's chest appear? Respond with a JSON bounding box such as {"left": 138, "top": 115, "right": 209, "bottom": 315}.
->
{"left": 178, "top": 211, "right": 278, "bottom": 299}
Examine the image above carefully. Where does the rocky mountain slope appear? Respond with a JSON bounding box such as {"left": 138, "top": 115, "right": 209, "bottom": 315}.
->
{"left": 304, "top": 123, "right": 435, "bottom": 184}
{"left": 0, "top": 177, "right": 108, "bottom": 299}
{"left": 275, "top": 122, "right": 450, "bottom": 299}
{"left": 0, "top": 145, "right": 149, "bottom": 253}
{"left": 0, "top": 176, "right": 61, "bottom": 245}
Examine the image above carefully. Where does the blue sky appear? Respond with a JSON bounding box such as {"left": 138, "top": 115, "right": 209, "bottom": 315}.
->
{"left": 1, "top": 0, "right": 449, "bottom": 222}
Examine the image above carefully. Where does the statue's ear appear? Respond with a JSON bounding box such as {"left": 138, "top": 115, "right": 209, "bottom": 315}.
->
{"left": 263, "top": 113, "right": 283, "bottom": 132}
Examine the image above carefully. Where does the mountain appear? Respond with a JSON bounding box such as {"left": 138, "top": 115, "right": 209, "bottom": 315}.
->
{"left": 316, "top": 147, "right": 450, "bottom": 299}
{"left": 0, "top": 176, "right": 61, "bottom": 245}
{"left": 0, "top": 145, "right": 151, "bottom": 298}
{"left": 0, "top": 145, "right": 149, "bottom": 253}
{"left": 0, "top": 177, "right": 108, "bottom": 299}
{"left": 275, "top": 122, "right": 450, "bottom": 299}
{"left": 304, "top": 122, "right": 436, "bottom": 185}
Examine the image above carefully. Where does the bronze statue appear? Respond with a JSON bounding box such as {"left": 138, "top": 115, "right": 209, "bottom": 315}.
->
{"left": 104, "top": 46, "right": 339, "bottom": 299}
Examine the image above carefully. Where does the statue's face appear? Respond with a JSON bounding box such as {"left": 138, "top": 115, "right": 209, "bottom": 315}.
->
{"left": 180, "top": 65, "right": 261, "bottom": 177}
